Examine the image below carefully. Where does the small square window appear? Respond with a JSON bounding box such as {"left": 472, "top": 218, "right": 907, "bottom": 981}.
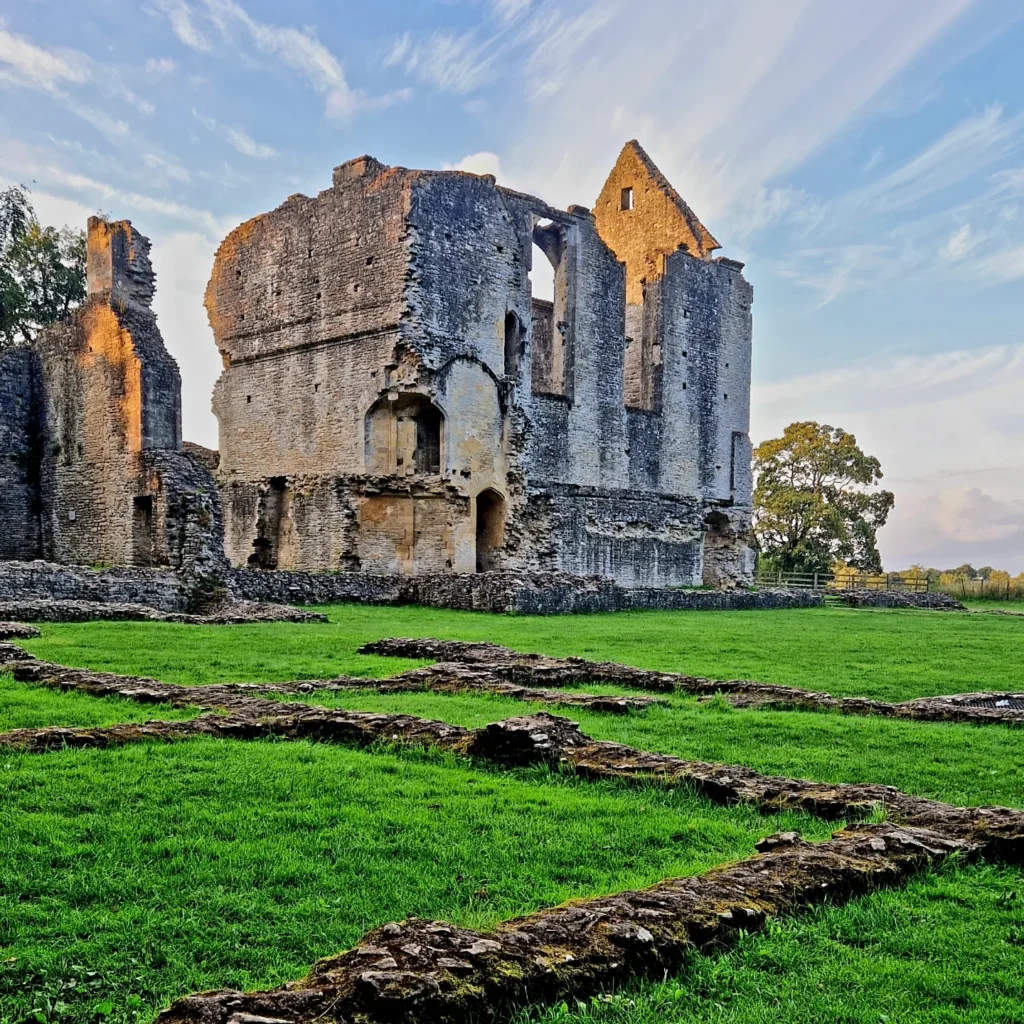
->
{"left": 620, "top": 187, "right": 634, "bottom": 211}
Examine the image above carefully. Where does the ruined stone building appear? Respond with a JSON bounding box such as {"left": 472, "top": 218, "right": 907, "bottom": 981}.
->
{"left": 0, "top": 142, "right": 754, "bottom": 589}
{"left": 206, "top": 141, "right": 754, "bottom": 587}
{"left": 0, "top": 218, "right": 221, "bottom": 570}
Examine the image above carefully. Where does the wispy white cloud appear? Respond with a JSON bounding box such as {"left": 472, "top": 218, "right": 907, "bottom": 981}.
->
{"left": 64, "top": 101, "right": 131, "bottom": 141}
{"left": 974, "top": 243, "right": 1024, "bottom": 283}
{"left": 0, "top": 21, "right": 158, "bottom": 135}
{"left": 106, "top": 80, "right": 156, "bottom": 116}
{"left": 939, "top": 222, "right": 977, "bottom": 262}
{"left": 153, "top": 0, "right": 212, "bottom": 52}
{"left": 764, "top": 105, "right": 1024, "bottom": 303}
{"left": 493, "top": 0, "right": 532, "bottom": 20}
{"left": 386, "top": 30, "right": 498, "bottom": 95}
{"left": 154, "top": 0, "right": 402, "bottom": 121}
{"left": 862, "top": 146, "right": 884, "bottom": 173}
{"left": 0, "top": 20, "right": 89, "bottom": 92}
{"left": 491, "top": 0, "right": 974, "bottom": 222}
{"left": 143, "top": 151, "right": 191, "bottom": 183}
{"left": 843, "top": 105, "right": 1023, "bottom": 216}
{"left": 193, "top": 108, "right": 276, "bottom": 159}
{"left": 0, "top": 139, "right": 229, "bottom": 236}
{"left": 145, "top": 56, "right": 178, "bottom": 74}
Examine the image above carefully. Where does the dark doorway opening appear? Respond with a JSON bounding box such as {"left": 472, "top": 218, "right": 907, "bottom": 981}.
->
{"left": 132, "top": 495, "right": 154, "bottom": 567}
{"left": 414, "top": 403, "right": 443, "bottom": 474}
{"left": 475, "top": 489, "right": 505, "bottom": 572}
{"left": 248, "top": 476, "right": 286, "bottom": 569}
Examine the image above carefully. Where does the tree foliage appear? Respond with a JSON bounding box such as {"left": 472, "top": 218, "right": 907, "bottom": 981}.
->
{"left": 0, "top": 185, "right": 86, "bottom": 350}
{"left": 753, "top": 421, "right": 895, "bottom": 574}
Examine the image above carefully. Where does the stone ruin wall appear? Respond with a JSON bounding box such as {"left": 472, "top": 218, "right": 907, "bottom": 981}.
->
{"left": 208, "top": 158, "right": 514, "bottom": 574}
{"left": 204, "top": 144, "right": 756, "bottom": 587}
{"left": 0, "top": 348, "right": 43, "bottom": 560}
{"left": 0, "top": 218, "right": 224, "bottom": 573}
{"left": 0, "top": 144, "right": 754, "bottom": 592}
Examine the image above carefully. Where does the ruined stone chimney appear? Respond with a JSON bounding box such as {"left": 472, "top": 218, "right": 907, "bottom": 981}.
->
{"left": 86, "top": 217, "right": 156, "bottom": 311}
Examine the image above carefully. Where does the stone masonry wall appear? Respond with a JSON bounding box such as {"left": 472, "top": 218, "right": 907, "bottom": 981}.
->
{"left": 0, "top": 348, "right": 43, "bottom": 560}
{"left": 20, "top": 217, "right": 219, "bottom": 572}
{"left": 0, "top": 560, "right": 187, "bottom": 611}
{"left": 201, "top": 145, "right": 756, "bottom": 588}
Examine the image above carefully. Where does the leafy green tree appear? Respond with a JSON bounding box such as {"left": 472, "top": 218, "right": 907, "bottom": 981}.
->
{"left": 0, "top": 185, "right": 86, "bottom": 350}
{"left": 753, "top": 421, "right": 895, "bottom": 575}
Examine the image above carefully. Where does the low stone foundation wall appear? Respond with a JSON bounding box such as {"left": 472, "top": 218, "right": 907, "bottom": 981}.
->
{"left": 231, "top": 568, "right": 823, "bottom": 614}
{"left": 0, "top": 560, "right": 822, "bottom": 617}
{"left": 0, "top": 560, "right": 186, "bottom": 611}
{"left": 839, "top": 589, "right": 966, "bottom": 612}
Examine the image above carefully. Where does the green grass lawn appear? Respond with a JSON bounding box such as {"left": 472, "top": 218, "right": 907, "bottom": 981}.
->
{"left": 0, "top": 672, "right": 198, "bottom": 732}
{"left": 19, "top": 602, "right": 1024, "bottom": 701}
{"left": 0, "top": 739, "right": 827, "bottom": 1024}
{"left": 3, "top": 603, "right": 1023, "bottom": 1024}
{"left": 264, "top": 688, "right": 1024, "bottom": 809}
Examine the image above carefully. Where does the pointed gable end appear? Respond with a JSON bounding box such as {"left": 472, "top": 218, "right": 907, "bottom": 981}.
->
{"left": 593, "top": 140, "right": 720, "bottom": 305}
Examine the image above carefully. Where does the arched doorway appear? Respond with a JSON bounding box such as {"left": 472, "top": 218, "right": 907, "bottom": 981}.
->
{"left": 475, "top": 489, "right": 505, "bottom": 572}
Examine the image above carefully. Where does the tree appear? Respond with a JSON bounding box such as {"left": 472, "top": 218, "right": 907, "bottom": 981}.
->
{"left": 0, "top": 185, "right": 86, "bottom": 350}
{"left": 753, "top": 421, "right": 895, "bottom": 575}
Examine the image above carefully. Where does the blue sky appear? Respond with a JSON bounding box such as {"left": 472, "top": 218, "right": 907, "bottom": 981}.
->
{"left": 2, "top": 0, "right": 1023, "bottom": 571}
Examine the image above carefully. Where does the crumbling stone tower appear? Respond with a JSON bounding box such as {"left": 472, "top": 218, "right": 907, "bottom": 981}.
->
{"left": 0, "top": 217, "right": 223, "bottom": 570}
{"left": 206, "top": 142, "right": 755, "bottom": 586}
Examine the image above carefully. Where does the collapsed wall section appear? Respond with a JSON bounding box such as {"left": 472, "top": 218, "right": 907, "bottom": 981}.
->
{"left": 28, "top": 218, "right": 220, "bottom": 571}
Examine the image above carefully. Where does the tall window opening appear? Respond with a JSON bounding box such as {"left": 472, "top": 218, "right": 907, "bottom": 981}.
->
{"left": 530, "top": 219, "right": 571, "bottom": 397}
{"left": 249, "top": 476, "right": 286, "bottom": 569}
{"left": 132, "top": 495, "right": 154, "bottom": 567}
{"left": 475, "top": 488, "right": 505, "bottom": 572}
{"left": 504, "top": 311, "right": 523, "bottom": 377}
{"left": 414, "top": 403, "right": 442, "bottom": 474}
{"left": 623, "top": 281, "right": 661, "bottom": 412}
{"left": 620, "top": 186, "right": 634, "bottom": 211}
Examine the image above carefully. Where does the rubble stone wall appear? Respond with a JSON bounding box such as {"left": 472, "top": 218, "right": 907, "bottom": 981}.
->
{"left": 0, "top": 560, "right": 187, "bottom": 611}
{"left": 0, "top": 558, "right": 820, "bottom": 616}
{"left": 0, "top": 347, "right": 43, "bottom": 560}
{"left": 6, "top": 218, "right": 221, "bottom": 572}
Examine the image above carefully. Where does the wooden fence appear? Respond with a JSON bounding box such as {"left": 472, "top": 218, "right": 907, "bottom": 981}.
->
{"left": 756, "top": 569, "right": 929, "bottom": 593}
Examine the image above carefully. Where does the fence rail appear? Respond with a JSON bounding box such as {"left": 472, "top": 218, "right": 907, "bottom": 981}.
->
{"left": 756, "top": 570, "right": 929, "bottom": 593}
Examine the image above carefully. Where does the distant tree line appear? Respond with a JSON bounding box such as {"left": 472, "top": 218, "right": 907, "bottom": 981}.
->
{"left": 891, "top": 564, "right": 1024, "bottom": 599}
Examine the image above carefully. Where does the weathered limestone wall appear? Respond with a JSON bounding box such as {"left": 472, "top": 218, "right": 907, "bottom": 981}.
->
{"left": 208, "top": 157, "right": 410, "bottom": 483}
{"left": 204, "top": 144, "right": 756, "bottom": 587}
{"left": 34, "top": 226, "right": 183, "bottom": 566}
{"left": 658, "top": 252, "right": 753, "bottom": 505}
{"left": 517, "top": 487, "right": 706, "bottom": 587}
{"left": 24, "top": 217, "right": 221, "bottom": 571}
{"left": 0, "top": 348, "right": 43, "bottom": 560}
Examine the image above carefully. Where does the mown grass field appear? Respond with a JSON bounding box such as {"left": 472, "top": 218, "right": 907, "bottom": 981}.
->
{"left": 3, "top": 603, "right": 1023, "bottom": 1024}
{"left": 19, "top": 603, "right": 1024, "bottom": 700}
